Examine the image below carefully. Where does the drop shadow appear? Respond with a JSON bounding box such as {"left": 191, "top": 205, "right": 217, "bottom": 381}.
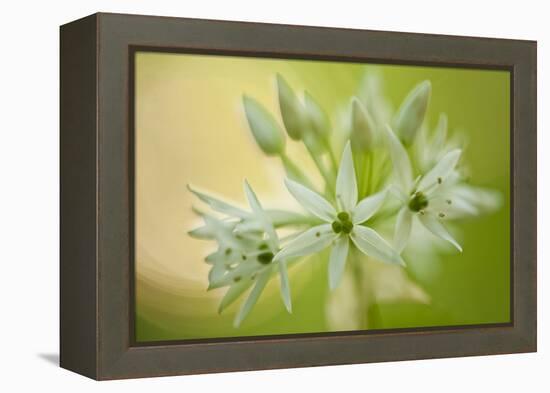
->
{"left": 38, "top": 353, "right": 59, "bottom": 366}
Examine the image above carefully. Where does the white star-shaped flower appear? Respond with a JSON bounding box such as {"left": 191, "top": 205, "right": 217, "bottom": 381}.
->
{"left": 273, "top": 141, "right": 404, "bottom": 290}
{"left": 385, "top": 125, "right": 463, "bottom": 253}
{"left": 189, "top": 181, "right": 292, "bottom": 327}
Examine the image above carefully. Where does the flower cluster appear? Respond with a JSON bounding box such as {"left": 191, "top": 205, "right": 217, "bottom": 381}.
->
{"left": 188, "top": 73, "right": 501, "bottom": 327}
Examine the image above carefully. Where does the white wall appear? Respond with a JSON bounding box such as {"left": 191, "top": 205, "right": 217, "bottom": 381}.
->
{"left": 0, "top": 0, "right": 546, "bottom": 391}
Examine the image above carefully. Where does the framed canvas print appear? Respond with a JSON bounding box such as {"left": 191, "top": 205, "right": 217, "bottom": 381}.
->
{"left": 60, "top": 13, "right": 537, "bottom": 380}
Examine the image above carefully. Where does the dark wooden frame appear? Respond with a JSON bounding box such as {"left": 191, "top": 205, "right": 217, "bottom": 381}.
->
{"left": 60, "top": 12, "right": 537, "bottom": 380}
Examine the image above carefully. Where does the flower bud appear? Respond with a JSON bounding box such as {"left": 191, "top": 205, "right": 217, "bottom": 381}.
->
{"left": 304, "top": 91, "right": 330, "bottom": 141}
{"left": 242, "top": 95, "right": 286, "bottom": 156}
{"left": 276, "top": 74, "right": 306, "bottom": 140}
{"left": 350, "top": 97, "right": 376, "bottom": 152}
{"left": 393, "top": 80, "right": 431, "bottom": 146}
{"left": 431, "top": 113, "right": 448, "bottom": 152}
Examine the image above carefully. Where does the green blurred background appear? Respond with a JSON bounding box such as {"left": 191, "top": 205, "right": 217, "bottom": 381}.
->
{"left": 134, "top": 51, "right": 510, "bottom": 342}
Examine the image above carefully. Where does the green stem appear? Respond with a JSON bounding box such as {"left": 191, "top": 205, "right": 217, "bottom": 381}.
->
{"left": 368, "top": 205, "right": 401, "bottom": 225}
{"left": 327, "top": 144, "right": 338, "bottom": 173}
{"left": 355, "top": 152, "right": 365, "bottom": 199}
{"left": 304, "top": 141, "right": 335, "bottom": 193}
{"left": 350, "top": 254, "right": 369, "bottom": 329}
{"left": 367, "top": 154, "right": 375, "bottom": 195}
{"left": 280, "top": 153, "right": 316, "bottom": 191}
{"left": 361, "top": 154, "right": 371, "bottom": 198}
{"left": 350, "top": 250, "right": 384, "bottom": 330}
{"left": 274, "top": 216, "right": 322, "bottom": 229}
{"left": 373, "top": 157, "right": 391, "bottom": 192}
{"left": 367, "top": 303, "right": 383, "bottom": 329}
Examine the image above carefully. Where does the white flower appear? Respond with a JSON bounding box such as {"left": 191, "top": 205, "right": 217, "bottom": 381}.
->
{"left": 273, "top": 141, "right": 404, "bottom": 290}
{"left": 187, "top": 74, "right": 506, "bottom": 330}
{"left": 413, "top": 114, "right": 502, "bottom": 218}
{"left": 385, "top": 125, "right": 463, "bottom": 253}
{"left": 189, "top": 181, "right": 292, "bottom": 327}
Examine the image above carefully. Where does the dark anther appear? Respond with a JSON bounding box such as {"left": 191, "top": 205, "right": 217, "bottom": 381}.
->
{"left": 342, "top": 221, "right": 354, "bottom": 234}
{"left": 257, "top": 252, "right": 274, "bottom": 265}
{"left": 337, "top": 212, "right": 350, "bottom": 222}
{"left": 408, "top": 192, "right": 429, "bottom": 212}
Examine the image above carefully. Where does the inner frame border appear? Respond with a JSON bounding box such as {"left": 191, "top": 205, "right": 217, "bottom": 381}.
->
{"left": 127, "top": 45, "right": 515, "bottom": 348}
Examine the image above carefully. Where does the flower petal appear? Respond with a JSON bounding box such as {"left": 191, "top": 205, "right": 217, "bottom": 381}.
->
{"left": 385, "top": 125, "right": 413, "bottom": 192}
{"left": 394, "top": 206, "right": 413, "bottom": 253}
{"left": 350, "top": 97, "right": 376, "bottom": 152}
{"left": 352, "top": 190, "right": 387, "bottom": 224}
{"left": 335, "top": 141, "right": 358, "bottom": 211}
{"left": 350, "top": 225, "right": 405, "bottom": 266}
{"left": 188, "top": 224, "right": 216, "bottom": 239}
{"left": 430, "top": 113, "right": 448, "bottom": 158}
{"left": 389, "top": 184, "right": 408, "bottom": 203}
{"left": 273, "top": 224, "right": 336, "bottom": 261}
{"left": 235, "top": 210, "right": 309, "bottom": 233}
{"left": 218, "top": 278, "right": 254, "bottom": 314}
{"left": 276, "top": 74, "right": 305, "bottom": 140}
{"left": 191, "top": 212, "right": 241, "bottom": 247}
{"left": 393, "top": 80, "right": 431, "bottom": 146}
{"left": 242, "top": 95, "right": 286, "bottom": 155}
{"left": 418, "top": 212, "right": 462, "bottom": 252}
{"left": 304, "top": 91, "right": 331, "bottom": 141}
{"left": 445, "top": 196, "right": 479, "bottom": 217}
{"left": 454, "top": 185, "right": 502, "bottom": 214}
{"left": 284, "top": 178, "right": 336, "bottom": 222}
{"left": 208, "top": 262, "right": 260, "bottom": 290}
{"left": 328, "top": 236, "right": 350, "bottom": 290}
{"left": 208, "top": 263, "right": 227, "bottom": 284}
{"left": 205, "top": 251, "right": 223, "bottom": 265}
{"left": 243, "top": 180, "right": 279, "bottom": 249}
{"left": 417, "top": 149, "right": 462, "bottom": 192}
{"left": 266, "top": 210, "right": 311, "bottom": 226}
{"left": 234, "top": 269, "right": 272, "bottom": 327}
{"left": 278, "top": 260, "right": 292, "bottom": 313}
{"left": 188, "top": 184, "right": 250, "bottom": 218}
